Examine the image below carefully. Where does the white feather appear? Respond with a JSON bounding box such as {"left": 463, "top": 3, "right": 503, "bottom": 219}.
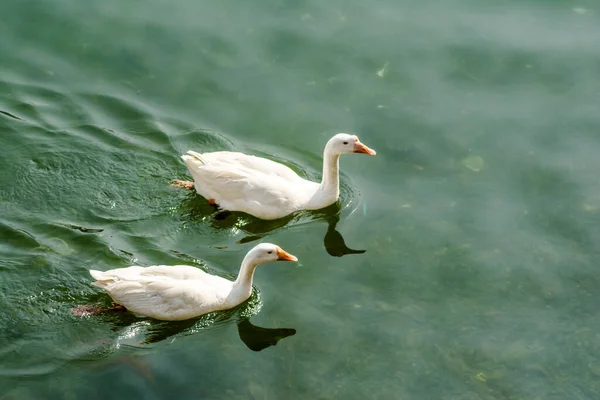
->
{"left": 88, "top": 243, "right": 297, "bottom": 321}
{"left": 179, "top": 133, "right": 376, "bottom": 220}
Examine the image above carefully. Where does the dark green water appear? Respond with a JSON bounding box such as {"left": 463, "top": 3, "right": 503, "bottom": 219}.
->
{"left": 2, "top": 0, "right": 600, "bottom": 398}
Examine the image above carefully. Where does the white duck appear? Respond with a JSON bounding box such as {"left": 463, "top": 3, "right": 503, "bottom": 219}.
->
{"left": 89, "top": 243, "right": 297, "bottom": 321}
{"left": 173, "top": 133, "right": 376, "bottom": 220}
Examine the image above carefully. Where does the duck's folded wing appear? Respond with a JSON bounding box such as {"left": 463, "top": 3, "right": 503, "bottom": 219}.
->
{"left": 202, "top": 151, "right": 302, "bottom": 181}
{"left": 191, "top": 166, "right": 295, "bottom": 210}
{"left": 100, "top": 276, "right": 218, "bottom": 320}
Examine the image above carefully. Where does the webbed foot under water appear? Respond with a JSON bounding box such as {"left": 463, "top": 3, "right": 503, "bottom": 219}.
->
{"left": 71, "top": 303, "right": 127, "bottom": 317}
{"left": 171, "top": 179, "right": 195, "bottom": 190}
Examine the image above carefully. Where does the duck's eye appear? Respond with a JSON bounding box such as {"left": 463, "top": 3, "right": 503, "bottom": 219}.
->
{"left": 343, "top": 141, "right": 348, "bottom": 145}
{"left": 267, "top": 251, "right": 273, "bottom": 254}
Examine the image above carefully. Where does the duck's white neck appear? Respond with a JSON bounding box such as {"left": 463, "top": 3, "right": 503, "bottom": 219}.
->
{"left": 314, "top": 148, "right": 340, "bottom": 206}
{"left": 229, "top": 254, "right": 259, "bottom": 305}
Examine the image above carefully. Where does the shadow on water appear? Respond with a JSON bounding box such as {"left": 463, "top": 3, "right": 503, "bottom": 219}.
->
{"left": 321, "top": 210, "right": 366, "bottom": 257}
{"left": 180, "top": 194, "right": 366, "bottom": 257}
{"left": 82, "top": 300, "right": 296, "bottom": 352}
{"left": 235, "top": 318, "right": 296, "bottom": 352}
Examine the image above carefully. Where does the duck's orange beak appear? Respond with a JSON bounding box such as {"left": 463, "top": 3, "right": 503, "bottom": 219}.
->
{"left": 276, "top": 247, "right": 298, "bottom": 262}
{"left": 353, "top": 141, "right": 376, "bottom": 155}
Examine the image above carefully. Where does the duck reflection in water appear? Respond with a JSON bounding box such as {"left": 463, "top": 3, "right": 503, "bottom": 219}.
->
{"left": 182, "top": 197, "right": 366, "bottom": 258}
{"left": 136, "top": 316, "right": 296, "bottom": 352}
{"left": 73, "top": 304, "right": 295, "bottom": 352}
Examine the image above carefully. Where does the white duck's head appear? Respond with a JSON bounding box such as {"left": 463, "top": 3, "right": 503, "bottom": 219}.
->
{"left": 246, "top": 243, "right": 298, "bottom": 265}
{"left": 325, "top": 133, "right": 377, "bottom": 157}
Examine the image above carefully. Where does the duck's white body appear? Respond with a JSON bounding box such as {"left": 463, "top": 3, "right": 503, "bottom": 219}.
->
{"left": 90, "top": 244, "right": 297, "bottom": 321}
{"left": 179, "top": 133, "right": 376, "bottom": 220}
{"left": 183, "top": 151, "right": 326, "bottom": 220}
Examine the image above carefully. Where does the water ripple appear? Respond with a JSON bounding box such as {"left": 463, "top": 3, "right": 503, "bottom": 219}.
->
{"left": 0, "top": 25, "right": 369, "bottom": 390}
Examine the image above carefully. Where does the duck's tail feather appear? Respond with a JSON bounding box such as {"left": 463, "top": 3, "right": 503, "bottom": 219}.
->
{"left": 89, "top": 269, "right": 117, "bottom": 288}
{"left": 90, "top": 269, "right": 105, "bottom": 281}
{"left": 90, "top": 269, "right": 107, "bottom": 288}
{"left": 182, "top": 150, "right": 207, "bottom": 164}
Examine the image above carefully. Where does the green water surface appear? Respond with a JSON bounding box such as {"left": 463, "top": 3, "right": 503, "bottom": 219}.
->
{"left": 1, "top": 0, "right": 600, "bottom": 399}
